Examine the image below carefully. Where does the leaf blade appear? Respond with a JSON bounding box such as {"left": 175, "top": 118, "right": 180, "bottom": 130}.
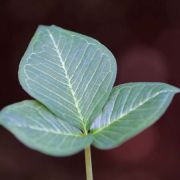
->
{"left": 91, "top": 83, "right": 179, "bottom": 149}
{"left": 18, "top": 25, "right": 117, "bottom": 130}
{"left": 0, "top": 100, "right": 92, "bottom": 156}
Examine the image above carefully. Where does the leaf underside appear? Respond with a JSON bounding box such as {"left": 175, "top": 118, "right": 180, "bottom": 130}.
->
{"left": 91, "top": 82, "right": 179, "bottom": 149}
{"left": 18, "top": 25, "right": 116, "bottom": 131}
{"left": 0, "top": 25, "right": 179, "bottom": 157}
{"left": 0, "top": 100, "right": 92, "bottom": 156}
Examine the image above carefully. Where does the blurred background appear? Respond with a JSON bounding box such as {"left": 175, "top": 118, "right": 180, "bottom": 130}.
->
{"left": 0, "top": 0, "right": 180, "bottom": 179}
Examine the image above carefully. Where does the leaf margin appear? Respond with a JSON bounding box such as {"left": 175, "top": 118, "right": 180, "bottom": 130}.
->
{"left": 0, "top": 100, "right": 93, "bottom": 157}
{"left": 91, "top": 82, "right": 180, "bottom": 149}
{"left": 18, "top": 25, "right": 117, "bottom": 131}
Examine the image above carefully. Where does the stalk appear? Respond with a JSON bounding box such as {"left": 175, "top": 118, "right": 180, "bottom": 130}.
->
{"left": 84, "top": 146, "right": 93, "bottom": 180}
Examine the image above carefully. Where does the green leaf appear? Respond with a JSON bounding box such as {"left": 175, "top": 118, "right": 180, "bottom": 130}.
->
{"left": 0, "top": 100, "right": 92, "bottom": 156}
{"left": 91, "top": 83, "right": 179, "bottom": 149}
{"left": 18, "top": 25, "right": 117, "bottom": 131}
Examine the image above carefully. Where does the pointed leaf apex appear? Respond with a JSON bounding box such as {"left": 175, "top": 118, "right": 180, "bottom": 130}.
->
{"left": 18, "top": 25, "right": 117, "bottom": 130}
{"left": 92, "top": 82, "right": 179, "bottom": 149}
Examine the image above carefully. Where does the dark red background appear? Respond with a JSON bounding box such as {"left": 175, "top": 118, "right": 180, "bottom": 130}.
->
{"left": 0, "top": 0, "right": 180, "bottom": 180}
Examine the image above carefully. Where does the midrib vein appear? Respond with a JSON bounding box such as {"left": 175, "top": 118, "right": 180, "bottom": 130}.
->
{"left": 94, "top": 90, "right": 170, "bottom": 134}
{"left": 8, "top": 119, "right": 81, "bottom": 137}
{"left": 47, "top": 30, "right": 86, "bottom": 132}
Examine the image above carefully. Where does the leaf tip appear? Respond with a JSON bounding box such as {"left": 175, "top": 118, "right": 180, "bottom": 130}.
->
{"left": 175, "top": 87, "right": 180, "bottom": 93}
{"left": 37, "top": 24, "right": 63, "bottom": 32}
{"left": 170, "top": 85, "right": 180, "bottom": 94}
{"left": 161, "top": 83, "right": 180, "bottom": 94}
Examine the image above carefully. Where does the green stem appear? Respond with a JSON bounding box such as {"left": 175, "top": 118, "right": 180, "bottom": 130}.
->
{"left": 85, "top": 146, "right": 93, "bottom": 180}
